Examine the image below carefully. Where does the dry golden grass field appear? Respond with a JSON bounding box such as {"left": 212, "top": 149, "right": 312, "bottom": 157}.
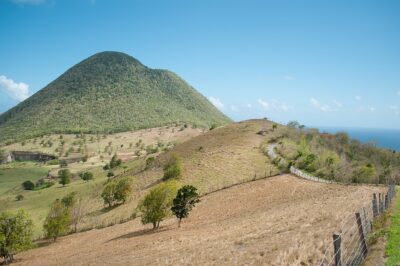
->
{"left": 15, "top": 174, "right": 384, "bottom": 266}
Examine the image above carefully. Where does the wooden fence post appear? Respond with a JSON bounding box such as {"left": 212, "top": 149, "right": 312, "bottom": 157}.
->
{"left": 372, "top": 194, "right": 378, "bottom": 218}
{"left": 356, "top": 212, "right": 368, "bottom": 258}
{"left": 333, "top": 234, "right": 342, "bottom": 266}
{"left": 379, "top": 193, "right": 382, "bottom": 213}
{"left": 385, "top": 194, "right": 388, "bottom": 210}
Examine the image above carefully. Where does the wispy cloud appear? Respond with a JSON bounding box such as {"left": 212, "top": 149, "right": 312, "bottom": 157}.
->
{"left": 333, "top": 100, "right": 343, "bottom": 108}
{"left": 11, "top": 0, "right": 47, "bottom": 5}
{"left": 258, "top": 99, "right": 269, "bottom": 110}
{"left": 0, "top": 75, "right": 30, "bottom": 101}
{"left": 258, "top": 99, "right": 292, "bottom": 112}
{"left": 208, "top": 96, "right": 224, "bottom": 110}
{"left": 282, "top": 75, "right": 294, "bottom": 81}
{"left": 310, "top": 97, "right": 332, "bottom": 112}
{"left": 230, "top": 105, "right": 239, "bottom": 112}
{"left": 355, "top": 95, "right": 362, "bottom": 101}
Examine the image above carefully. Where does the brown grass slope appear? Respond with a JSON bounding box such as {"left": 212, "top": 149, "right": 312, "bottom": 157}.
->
{"left": 15, "top": 175, "right": 384, "bottom": 266}
{"left": 79, "top": 119, "right": 280, "bottom": 230}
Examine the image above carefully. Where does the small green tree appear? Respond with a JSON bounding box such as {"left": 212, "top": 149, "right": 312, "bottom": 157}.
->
{"left": 109, "top": 154, "right": 122, "bottom": 169}
{"left": 22, "top": 180, "right": 35, "bottom": 190}
{"left": 163, "top": 154, "right": 182, "bottom": 180}
{"left": 43, "top": 200, "right": 71, "bottom": 241}
{"left": 0, "top": 210, "right": 34, "bottom": 264}
{"left": 114, "top": 178, "right": 132, "bottom": 204}
{"left": 58, "top": 169, "right": 71, "bottom": 186}
{"left": 272, "top": 123, "right": 278, "bottom": 131}
{"left": 138, "top": 181, "right": 178, "bottom": 229}
{"left": 101, "top": 181, "right": 117, "bottom": 207}
{"left": 171, "top": 185, "right": 200, "bottom": 228}
{"left": 80, "top": 171, "right": 94, "bottom": 182}
{"left": 61, "top": 192, "right": 77, "bottom": 208}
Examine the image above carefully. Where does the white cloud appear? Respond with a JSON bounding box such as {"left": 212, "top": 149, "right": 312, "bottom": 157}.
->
{"left": 11, "top": 0, "right": 47, "bottom": 5}
{"left": 258, "top": 99, "right": 292, "bottom": 112}
{"left": 355, "top": 95, "right": 362, "bottom": 101}
{"left": 0, "top": 75, "right": 30, "bottom": 102}
{"left": 310, "top": 97, "right": 331, "bottom": 112}
{"left": 369, "top": 107, "right": 376, "bottom": 112}
{"left": 283, "top": 75, "right": 294, "bottom": 81}
{"left": 230, "top": 105, "right": 239, "bottom": 112}
{"left": 208, "top": 96, "right": 224, "bottom": 110}
{"left": 258, "top": 99, "right": 269, "bottom": 110}
{"left": 333, "top": 100, "right": 343, "bottom": 108}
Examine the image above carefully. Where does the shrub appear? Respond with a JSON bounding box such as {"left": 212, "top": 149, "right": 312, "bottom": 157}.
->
{"left": 171, "top": 185, "right": 200, "bottom": 227}
{"left": 163, "top": 154, "right": 182, "bottom": 180}
{"left": 209, "top": 124, "right": 217, "bottom": 130}
{"left": 80, "top": 171, "right": 94, "bottom": 182}
{"left": 0, "top": 210, "right": 34, "bottom": 264}
{"left": 145, "top": 157, "right": 155, "bottom": 170}
{"left": 47, "top": 159, "right": 59, "bottom": 165}
{"left": 59, "top": 160, "right": 68, "bottom": 168}
{"left": 109, "top": 154, "right": 122, "bottom": 169}
{"left": 43, "top": 200, "right": 71, "bottom": 241}
{"left": 58, "top": 169, "right": 71, "bottom": 186}
{"left": 22, "top": 180, "right": 35, "bottom": 191}
{"left": 107, "top": 171, "right": 114, "bottom": 178}
{"left": 137, "top": 181, "right": 178, "bottom": 229}
{"left": 61, "top": 192, "right": 77, "bottom": 208}
{"left": 15, "top": 195, "right": 24, "bottom": 201}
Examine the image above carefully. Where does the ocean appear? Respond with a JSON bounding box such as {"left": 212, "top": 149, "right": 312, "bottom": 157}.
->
{"left": 316, "top": 127, "right": 400, "bottom": 152}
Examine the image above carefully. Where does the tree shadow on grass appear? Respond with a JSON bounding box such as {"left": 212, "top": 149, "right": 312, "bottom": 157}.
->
{"left": 107, "top": 226, "right": 171, "bottom": 243}
{"left": 86, "top": 204, "right": 121, "bottom": 217}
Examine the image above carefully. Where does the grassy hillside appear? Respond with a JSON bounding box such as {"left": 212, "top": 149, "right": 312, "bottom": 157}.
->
{"left": 0, "top": 51, "right": 231, "bottom": 144}
{"left": 0, "top": 120, "right": 279, "bottom": 237}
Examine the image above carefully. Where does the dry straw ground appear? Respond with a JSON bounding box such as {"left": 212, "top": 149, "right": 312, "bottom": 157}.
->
{"left": 15, "top": 174, "right": 384, "bottom": 266}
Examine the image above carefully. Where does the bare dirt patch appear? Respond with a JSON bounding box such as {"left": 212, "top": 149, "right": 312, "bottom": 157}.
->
{"left": 15, "top": 175, "right": 385, "bottom": 266}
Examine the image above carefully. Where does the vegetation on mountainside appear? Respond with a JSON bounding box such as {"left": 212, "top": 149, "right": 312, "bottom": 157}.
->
{"left": 268, "top": 122, "right": 400, "bottom": 184}
{"left": 0, "top": 51, "right": 231, "bottom": 144}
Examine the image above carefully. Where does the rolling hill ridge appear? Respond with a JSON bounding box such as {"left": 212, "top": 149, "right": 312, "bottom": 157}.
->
{"left": 0, "top": 51, "right": 231, "bottom": 143}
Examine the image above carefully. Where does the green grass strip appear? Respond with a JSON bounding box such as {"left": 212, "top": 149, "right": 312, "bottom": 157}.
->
{"left": 385, "top": 188, "right": 400, "bottom": 266}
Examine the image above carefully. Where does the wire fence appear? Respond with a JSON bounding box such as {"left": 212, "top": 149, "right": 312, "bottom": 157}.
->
{"left": 266, "top": 143, "right": 397, "bottom": 265}
{"left": 318, "top": 184, "right": 396, "bottom": 266}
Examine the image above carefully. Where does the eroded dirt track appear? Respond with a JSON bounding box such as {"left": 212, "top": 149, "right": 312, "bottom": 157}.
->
{"left": 16, "top": 175, "right": 384, "bottom": 266}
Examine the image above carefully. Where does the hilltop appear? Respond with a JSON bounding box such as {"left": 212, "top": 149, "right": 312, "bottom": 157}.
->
{"left": 0, "top": 51, "right": 231, "bottom": 143}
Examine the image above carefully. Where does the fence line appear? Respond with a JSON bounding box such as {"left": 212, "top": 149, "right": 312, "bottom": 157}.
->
{"left": 318, "top": 183, "right": 396, "bottom": 266}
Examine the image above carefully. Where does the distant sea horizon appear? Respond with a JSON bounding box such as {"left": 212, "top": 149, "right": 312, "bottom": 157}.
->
{"left": 315, "top": 126, "right": 400, "bottom": 152}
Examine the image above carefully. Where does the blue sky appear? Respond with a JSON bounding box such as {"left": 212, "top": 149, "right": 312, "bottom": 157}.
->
{"left": 1, "top": 0, "right": 400, "bottom": 129}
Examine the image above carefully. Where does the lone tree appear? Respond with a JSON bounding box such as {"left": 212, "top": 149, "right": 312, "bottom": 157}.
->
{"left": 101, "top": 177, "right": 132, "bottom": 207}
{"left": 22, "top": 180, "right": 35, "bottom": 190}
{"left": 58, "top": 169, "right": 71, "bottom": 186}
{"left": 171, "top": 185, "right": 200, "bottom": 228}
{"left": 0, "top": 210, "right": 34, "bottom": 264}
{"left": 43, "top": 199, "right": 71, "bottom": 241}
{"left": 138, "top": 181, "right": 178, "bottom": 229}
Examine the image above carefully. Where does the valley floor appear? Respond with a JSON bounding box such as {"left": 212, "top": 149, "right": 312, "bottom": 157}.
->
{"left": 15, "top": 174, "right": 384, "bottom": 266}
